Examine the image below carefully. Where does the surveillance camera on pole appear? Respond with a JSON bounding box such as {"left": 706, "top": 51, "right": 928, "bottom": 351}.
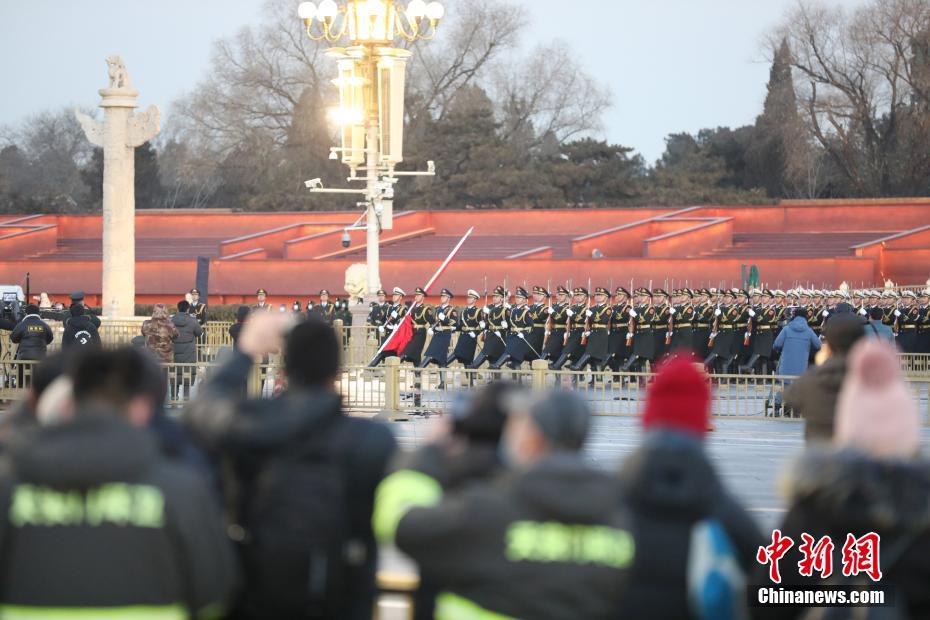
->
{"left": 304, "top": 178, "right": 323, "bottom": 189}
{"left": 341, "top": 230, "right": 351, "bottom": 248}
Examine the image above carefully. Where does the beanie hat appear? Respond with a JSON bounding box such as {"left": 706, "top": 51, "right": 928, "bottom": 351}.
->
{"left": 529, "top": 390, "right": 591, "bottom": 451}
{"left": 834, "top": 339, "right": 920, "bottom": 459}
{"left": 642, "top": 354, "right": 711, "bottom": 437}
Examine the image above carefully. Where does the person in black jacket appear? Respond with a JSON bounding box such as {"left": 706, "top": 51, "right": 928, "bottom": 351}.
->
{"left": 0, "top": 347, "right": 238, "bottom": 617}
{"left": 229, "top": 305, "right": 250, "bottom": 351}
{"left": 10, "top": 305, "right": 53, "bottom": 361}
{"left": 374, "top": 390, "right": 634, "bottom": 620}
{"left": 172, "top": 300, "right": 204, "bottom": 399}
{"left": 61, "top": 304, "right": 101, "bottom": 349}
{"left": 618, "top": 355, "right": 762, "bottom": 620}
{"left": 184, "top": 313, "right": 397, "bottom": 620}
{"left": 69, "top": 291, "right": 100, "bottom": 328}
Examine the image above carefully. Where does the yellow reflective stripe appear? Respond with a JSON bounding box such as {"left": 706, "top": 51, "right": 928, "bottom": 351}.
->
{"left": 0, "top": 605, "right": 185, "bottom": 619}
{"left": 373, "top": 470, "right": 442, "bottom": 544}
{"left": 435, "top": 593, "right": 516, "bottom": 620}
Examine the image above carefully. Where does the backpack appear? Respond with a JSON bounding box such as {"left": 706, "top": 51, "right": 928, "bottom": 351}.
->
{"left": 687, "top": 518, "right": 748, "bottom": 620}
{"left": 231, "top": 415, "right": 355, "bottom": 618}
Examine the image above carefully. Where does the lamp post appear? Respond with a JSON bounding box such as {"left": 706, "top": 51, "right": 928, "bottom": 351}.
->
{"left": 298, "top": 0, "right": 443, "bottom": 302}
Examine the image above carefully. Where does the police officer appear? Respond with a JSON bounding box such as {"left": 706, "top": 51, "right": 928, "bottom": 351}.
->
{"left": 368, "top": 287, "right": 408, "bottom": 367}
{"left": 70, "top": 291, "right": 101, "bottom": 328}
{"left": 447, "top": 289, "right": 483, "bottom": 367}
{"left": 491, "top": 287, "right": 534, "bottom": 370}
{"left": 606, "top": 287, "right": 633, "bottom": 372}
{"left": 308, "top": 289, "right": 336, "bottom": 325}
{"left": 549, "top": 287, "right": 588, "bottom": 370}
{"left": 542, "top": 286, "right": 571, "bottom": 362}
{"left": 420, "top": 289, "right": 458, "bottom": 370}
{"left": 189, "top": 288, "right": 207, "bottom": 326}
{"left": 570, "top": 287, "right": 612, "bottom": 379}
{"left": 400, "top": 287, "right": 431, "bottom": 365}
{"left": 253, "top": 289, "right": 272, "bottom": 312}
{"left": 469, "top": 286, "right": 509, "bottom": 370}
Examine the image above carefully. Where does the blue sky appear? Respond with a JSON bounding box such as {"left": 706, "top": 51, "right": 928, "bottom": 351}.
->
{"left": 0, "top": 0, "right": 865, "bottom": 163}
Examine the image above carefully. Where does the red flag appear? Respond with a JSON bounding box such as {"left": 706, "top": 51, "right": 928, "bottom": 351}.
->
{"left": 372, "top": 227, "right": 474, "bottom": 361}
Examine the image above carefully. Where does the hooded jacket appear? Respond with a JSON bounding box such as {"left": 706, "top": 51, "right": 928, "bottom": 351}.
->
{"left": 0, "top": 412, "right": 237, "bottom": 618}
{"left": 774, "top": 316, "right": 821, "bottom": 376}
{"left": 617, "top": 430, "right": 763, "bottom": 620}
{"left": 61, "top": 314, "right": 102, "bottom": 349}
{"left": 782, "top": 356, "right": 847, "bottom": 441}
{"left": 10, "top": 314, "right": 53, "bottom": 360}
{"left": 754, "top": 449, "right": 930, "bottom": 619}
{"left": 172, "top": 312, "right": 204, "bottom": 363}
{"left": 377, "top": 453, "right": 634, "bottom": 620}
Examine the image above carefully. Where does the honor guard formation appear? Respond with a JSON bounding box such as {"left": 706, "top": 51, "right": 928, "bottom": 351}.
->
{"left": 367, "top": 284, "right": 930, "bottom": 378}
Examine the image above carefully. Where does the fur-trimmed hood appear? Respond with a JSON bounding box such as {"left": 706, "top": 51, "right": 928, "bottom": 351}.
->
{"left": 783, "top": 448, "right": 930, "bottom": 532}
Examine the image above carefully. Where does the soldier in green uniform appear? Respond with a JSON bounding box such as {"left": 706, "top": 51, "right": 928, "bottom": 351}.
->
{"left": 704, "top": 289, "right": 739, "bottom": 373}
{"left": 692, "top": 289, "right": 714, "bottom": 359}
{"left": 189, "top": 288, "right": 207, "bottom": 326}
{"left": 252, "top": 289, "right": 272, "bottom": 312}
{"left": 896, "top": 291, "right": 922, "bottom": 353}
{"left": 652, "top": 289, "right": 672, "bottom": 361}
{"left": 570, "top": 286, "right": 612, "bottom": 375}
{"left": 469, "top": 286, "right": 510, "bottom": 370}
{"left": 918, "top": 289, "right": 930, "bottom": 354}
{"left": 368, "top": 289, "right": 389, "bottom": 344}
{"left": 542, "top": 286, "right": 571, "bottom": 362}
{"left": 307, "top": 289, "right": 336, "bottom": 325}
{"left": 669, "top": 289, "right": 696, "bottom": 353}
{"left": 550, "top": 287, "right": 588, "bottom": 370}
{"left": 606, "top": 287, "right": 633, "bottom": 372}
{"left": 740, "top": 289, "right": 779, "bottom": 374}
{"left": 623, "top": 288, "right": 657, "bottom": 372}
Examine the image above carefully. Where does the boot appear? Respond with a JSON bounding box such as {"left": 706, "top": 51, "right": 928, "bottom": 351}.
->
{"left": 445, "top": 353, "right": 459, "bottom": 367}
{"left": 417, "top": 356, "right": 435, "bottom": 369}
{"left": 468, "top": 352, "right": 488, "bottom": 370}
{"left": 621, "top": 355, "right": 640, "bottom": 372}
{"left": 489, "top": 354, "right": 512, "bottom": 370}
{"left": 739, "top": 354, "right": 760, "bottom": 374}
{"left": 570, "top": 353, "right": 592, "bottom": 372}
{"left": 550, "top": 351, "right": 571, "bottom": 370}
{"left": 720, "top": 355, "right": 736, "bottom": 374}
{"left": 368, "top": 351, "right": 390, "bottom": 368}
{"left": 703, "top": 352, "right": 718, "bottom": 371}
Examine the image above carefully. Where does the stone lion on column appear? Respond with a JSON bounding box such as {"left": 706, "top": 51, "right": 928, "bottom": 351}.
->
{"left": 344, "top": 264, "right": 369, "bottom": 304}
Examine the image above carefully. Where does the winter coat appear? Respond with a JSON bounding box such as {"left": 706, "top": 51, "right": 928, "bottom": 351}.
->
{"left": 782, "top": 356, "right": 847, "bottom": 442}
{"left": 61, "top": 314, "right": 101, "bottom": 349}
{"left": 10, "top": 314, "right": 53, "bottom": 360}
{"left": 183, "top": 351, "right": 397, "bottom": 620}
{"left": 754, "top": 449, "right": 930, "bottom": 620}
{"left": 617, "top": 430, "right": 763, "bottom": 619}
{"left": 773, "top": 316, "right": 821, "bottom": 376}
{"left": 172, "top": 312, "right": 204, "bottom": 363}
{"left": 141, "top": 317, "right": 178, "bottom": 363}
{"left": 378, "top": 453, "right": 634, "bottom": 620}
{"left": 229, "top": 321, "right": 245, "bottom": 350}
{"left": 0, "top": 411, "right": 238, "bottom": 616}
{"left": 866, "top": 319, "right": 895, "bottom": 343}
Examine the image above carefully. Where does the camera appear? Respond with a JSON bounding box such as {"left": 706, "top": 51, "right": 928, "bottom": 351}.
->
{"left": 1, "top": 292, "right": 23, "bottom": 323}
{"left": 304, "top": 178, "right": 322, "bottom": 189}
{"left": 341, "top": 231, "right": 351, "bottom": 248}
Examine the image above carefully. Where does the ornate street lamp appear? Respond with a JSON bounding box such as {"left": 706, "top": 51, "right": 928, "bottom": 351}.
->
{"left": 297, "top": 0, "right": 443, "bottom": 303}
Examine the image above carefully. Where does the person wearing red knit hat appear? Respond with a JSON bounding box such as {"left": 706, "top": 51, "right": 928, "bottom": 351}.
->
{"left": 617, "top": 354, "right": 762, "bottom": 619}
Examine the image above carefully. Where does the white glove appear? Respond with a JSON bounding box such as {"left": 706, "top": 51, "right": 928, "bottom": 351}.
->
{"left": 669, "top": 307, "right": 676, "bottom": 315}
{"left": 479, "top": 320, "right": 487, "bottom": 329}
{"left": 504, "top": 303, "right": 511, "bottom": 309}
{"left": 894, "top": 310, "right": 901, "bottom": 317}
{"left": 628, "top": 308, "right": 637, "bottom": 318}
{"left": 748, "top": 309, "right": 756, "bottom": 317}
{"left": 586, "top": 309, "right": 593, "bottom": 317}
{"left": 667, "top": 332, "right": 673, "bottom": 338}
{"left": 626, "top": 332, "right": 634, "bottom": 339}
{"left": 518, "top": 333, "right": 526, "bottom": 339}
{"left": 391, "top": 311, "right": 398, "bottom": 318}
{"left": 501, "top": 321, "right": 508, "bottom": 328}
{"left": 710, "top": 332, "right": 718, "bottom": 339}
{"left": 858, "top": 308, "right": 867, "bottom": 316}
{"left": 547, "top": 307, "right": 554, "bottom": 315}
{"left": 545, "top": 330, "right": 551, "bottom": 336}
{"left": 438, "top": 312, "right": 445, "bottom": 321}
{"left": 566, "top": 309, "right": 574, "bottom": 317}
{"left": 427, "top": 328, "right": 434, "bottom": 335}
{"left": 822, "top": 310, "right": 830, "bottom": 318}
{"left": 482, "top": 306, "right": 490, "bottom": 315}
{"left": 494, "top": 331, "right": 501, "bottom": 338}
{"left": 744, "top": 332, "right": 751, "bottom": 339}
{"left": 377, "top": 326, "right": 385, "bottom": 333}
{"left": 468, "top": 331, "right": 476, "bottom": 339}
{"left": 714, "top": 308, "right": 722, "bottom": 317}
{"left": 583, "top": 331, "right": 591, "bottom": 338}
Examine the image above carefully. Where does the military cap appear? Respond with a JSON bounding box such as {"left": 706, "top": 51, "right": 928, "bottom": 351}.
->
{"left": 653, "top": 288, "right": 669, "bottom": 297}
{"left": 533, "top": 285, "right": 550, "bottom": 297}
{"left": 392, "top": 286, "right": 406, "bottom": 296}
{"left": 902, "top": 290, "right": 918, "bottom": 299}
{"left": 634, "top": 287, "right": 652, "bottom": 297}
{"left": 681, "top": 289, "right": 694, "bottom": 298}
{"left": 750, "top": 288, "right": 763, "bottom": 296}
{"left": 838, "top": 291, "right": 850, "bottom": 299}
{"left": 319, "top": 289, "right": 330, "bottom": 296}
{"left": 773, "top": 290, "right": 786, "bottom": 298}
{"left": 440, "top": 288, "right": 454, "bottom": 298}
{"left": 573, "top": 287, "right": 589, "bottom": 296}
{"left": 190, "top": 288, "right": 201, "bottom": 295}
{"left": 761, "top": 289, "right": 774, "bottom": 297}
{"left": 467, "top": 289, "right": 480, "bottom": 299}
{"left": 707, "top": 288, "right": 718, "bottom": 295}
{"left": 556, "top": 285, "right": 570, "bottom": 295}
{"left": 256, "top": 288, "right": 268, "bottom": 295}
{"left": 515, "top": 287, "right": 528, "bottom": 299}
{"left": 615, "top": 286, "right": 631, "bottom": 297}
{"left": 920, "top": 289, "right": 930, "bottom": 297}
{"left": 787, "top": 290, "right": 800, "bottom": 299}
{"left": 883, "top": 290, "right": 899, "bottom": 299}
{"left": 493, "top": 285, "right": 507, "bottom": 297}
{"left": 414, "top": 286, "right": 427, "bottom": 296}
{"left": 376, "top": 289, "right": 387, "bottom": 296}
{"left": 70, "top": 291, "right": 85, "bottom": 302}
{"left": 737, "top": 289, "right": 750, "bottom": 297}
{"left": 698, "top": 288, "right": 711, "bottom": 296}
{"left": 723, "top": 289, "right": 736, "bottom": 297}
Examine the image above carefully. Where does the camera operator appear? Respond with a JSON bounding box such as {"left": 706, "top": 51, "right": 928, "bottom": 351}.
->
{"left": 11, "top": 304, "right": 53, "bottom": 362}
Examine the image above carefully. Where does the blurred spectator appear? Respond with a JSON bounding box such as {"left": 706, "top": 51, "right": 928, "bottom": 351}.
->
{"left": 172, "top": 300, "right": 204, "bottom": 399}
{"left": 773, "top": 307, "right": 821, "bottom": 377}
{"left": 866, "top": 306, "right": 895, "bottom": 343}
{"left": 141, "top": 304, "right": 178, "bottom": 363}
{"left": 11, "top": 304, "right": 53, "bottom": 362}
{"left": 783, "top": 313, "right": 865, "bottom": 442}
{"left": 61, "top": 304, "right": 101, "bottom": 350}
{"left": 761, "top": 340, "right": 930, "bottom": 619}
{"left": 618, "top": 355, "right": 762, "bottom": 619}
{"left": 37, "top": 291, "right": 52, "bottom": 309}
{"left": 374, "top": 390, "right": 633, "bottom": 619}
{"left": 0, "top": 347, "right": 237, "bottom": 617}
{"left": 0, "top": 353, "right": 70, "bottom": 449}
{"left": 184, "top": 314, "right": 396, "bottom": 619}
{"left": 229, "top": 305, "right": 250, "bottom": 350}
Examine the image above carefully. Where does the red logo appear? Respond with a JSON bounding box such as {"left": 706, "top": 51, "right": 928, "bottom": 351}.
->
{"left": 757, "top": 529, "right": 794, "bottom": 584}
{"left": 757, "top": 531, "right": 882, "bottom": 583}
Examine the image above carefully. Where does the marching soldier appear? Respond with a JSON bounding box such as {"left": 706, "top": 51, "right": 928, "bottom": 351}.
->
{"left": 419, "top": 289, "right": 458, "bottom": 369}
{"left": 399, "top": 287, "right": 431, "bottom": 365}
{"left": 526, "top": 286, "right": 549, "bottom": 361}
{"left": 704, "top": 289, "right": 740, "bottom": 373}
{"left": 550, "top": 287, "right": 588, "bottom": 370}
{"left": 252, "top": 289, "right": 272, "bottom": 312}
{"left": 491, "top": 287, "right": 535, "bottom": 370}
{"left": 367, "top": 289, "right": 390, "bottom": 343}
{"left": 446, "top": 290, "right": 483, "bottom": 367}
{"left": 189, "top": 288, "right": 207, "bottom": 326}
{"left": 468, "top": 286, "right": 510, "bottom": 370}
{"left": 652, "top": 289, "right": 672, "bottom": 361}
{"left": 606, "top": 287, "right": 632, "bottom": 372}
{"left": 733, "top": 289, "right": 753, "bottom": 366}
{"left": 368, "top": 287, "right": 408, "bottom": 367}
{"left": 570, "top": 286, "right": 612, "bottom": 375}
{"left": 692, "top": 289, "right": 714, "bottom": 359}
{"left": 542, "top": 286, "right": 571, "bottom": 362}
{"left": 623, "top": 288, "right": 657, "bottom": 372}
{"left": 896, "top": 291, "right": 922, "bottom": 353}
{"left": 307, "top": 289, "right": 336, "bottom": 325}
{"left": 669, "top": 289, "right": 696, "bottom": 353}
{"left": 741, "top": 289, "right": 779, "bottom": 374}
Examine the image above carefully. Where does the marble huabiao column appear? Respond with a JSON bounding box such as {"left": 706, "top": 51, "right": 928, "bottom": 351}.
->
{"left": 76, "top": 56, "right": 160, "bottom": 319}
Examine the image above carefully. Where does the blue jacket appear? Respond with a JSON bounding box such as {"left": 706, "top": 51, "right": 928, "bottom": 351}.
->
{"left": 774, "top": 316, "right": 821, "bottom": 376}
{"left": 865, "top": 319, "right": 895, "bottom": 343}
